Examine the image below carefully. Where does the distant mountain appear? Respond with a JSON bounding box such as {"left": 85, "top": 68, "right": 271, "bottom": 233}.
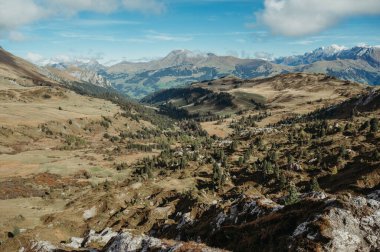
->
{"left": 104, "top": 50, "right": 281, "bottom": 98}
{"left": 47, "top": 45, "right": 380, "bottom": 99}
{"left": 275, "top": 45, "right": 380, "bottom": 67}
{"left": 274, "top": 45, "right": 380, "bottom": 86}
{"left": 46, "top": 61, "right": 111, "bottom": 89}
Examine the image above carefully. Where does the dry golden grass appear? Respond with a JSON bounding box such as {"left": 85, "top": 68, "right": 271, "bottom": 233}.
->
{"left": 201, "top": 120, "right": 233, "bottom": 138}
{"left": 0, "top": 197, "right": 67, "bottom": 231}
{"left": 0, "top": 87, "right": 120, "bottom": 127}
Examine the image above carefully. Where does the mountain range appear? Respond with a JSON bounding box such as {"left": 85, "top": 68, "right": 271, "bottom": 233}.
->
{"left": 46, "top": 45, "right": 378, "bottom": 99}
{"left": 3, "top": 45, "right": 380, "bottom": 99}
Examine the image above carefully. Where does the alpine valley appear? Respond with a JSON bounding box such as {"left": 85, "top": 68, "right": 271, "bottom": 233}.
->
{"left": 0, "top": 44, "right": 379, "bottom": 252}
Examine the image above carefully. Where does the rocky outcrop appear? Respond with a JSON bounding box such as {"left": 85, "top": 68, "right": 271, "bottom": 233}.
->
{"left": 69, "top": 70, "right": 111, "bottom": 88}
{"left": 291, "top": 191, "right": 380, "bottom": 251}
{"left": 103, "top": 231, "right": 228, "bottom": 252}
{"left": 103, "top": 232, "right": 162, "bottom": 252}
{"left": 29, "top": 240, "right": 56, "bottom": 252}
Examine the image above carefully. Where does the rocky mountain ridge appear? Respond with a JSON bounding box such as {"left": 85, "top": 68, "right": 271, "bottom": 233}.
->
{"left": 47, "top": 45, "right": 379, "bottom": 98}
{"left": 275, "top": 44, "right": 380, "bottom": 67}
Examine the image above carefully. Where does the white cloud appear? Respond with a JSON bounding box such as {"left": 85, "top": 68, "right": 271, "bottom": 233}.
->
{"left": 0, "top": 0, "right": 46, "bottom": 30}
{"left": 26, "top": 52, "right": 45, "bottom": 64}
{"left": 257, "top": 0, "right": 380, "bottom": 36}
{"left": 27, "top": 52, "right": 109, "bottom": 66}
{"left": 254, "top": 51, "right": 273, "bottom": 61}
{"left": 0, "top": 0, "right": 165, "bottom": 38}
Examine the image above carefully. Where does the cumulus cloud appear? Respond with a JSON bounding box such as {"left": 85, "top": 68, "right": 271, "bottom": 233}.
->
{"left": 0, "top": 0, "right": 45, "bottom": 30}
{"left": 26, "top": 52, "right": 45, "bottom": 64}
{"left": 257, "top": 0, "right": 380, "bottom": 36}
{"left": 0, "top": 0, "right": 165, "bottom": 35}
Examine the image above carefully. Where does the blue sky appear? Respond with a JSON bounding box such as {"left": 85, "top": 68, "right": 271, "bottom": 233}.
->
{"left": 0, "top": 0, "right": 380, "bottom": 65}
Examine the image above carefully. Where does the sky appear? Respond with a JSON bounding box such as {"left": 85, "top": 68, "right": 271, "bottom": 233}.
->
{"left": 0, "top": 0, "right": 380, "bottom": 65}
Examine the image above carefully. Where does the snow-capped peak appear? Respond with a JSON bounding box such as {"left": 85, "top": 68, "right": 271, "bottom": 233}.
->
{"left": 313, "top": 44, "right": 347, "bottom": 56}
{"left": 326, "top": 44, "right": 347, "bottom": 52}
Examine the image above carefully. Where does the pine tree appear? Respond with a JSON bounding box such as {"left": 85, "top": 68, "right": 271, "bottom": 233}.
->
{"left": 212, "top": 162, "right": 224, "bottom": 189}
{"left": 252, "top": 162, "right": 257, "bottom": 172}
{"left": 180, "top": 156, "right": 187, "bottom": 169}
{"left": 274, "top": 164, "right": 280, "bottom": 180}
{"left": 264, "top": 161, "right": 273, "bottom": 175}
{"left": 230, "top": 141, "right": 238, "bottom": 152}
{"left": 269, "top": 151, "right": 278, "bottom": 162}
{"left": 285, "top": 183, "right": 299, "bottom": 205}
{"left": 243, "top": 151, "right": 250, "bottom": 163}
{"left": 310, "top": 177, "right": 321, "bottom": 192}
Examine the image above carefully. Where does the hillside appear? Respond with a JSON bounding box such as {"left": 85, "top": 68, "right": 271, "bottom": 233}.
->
{"left": 143, "top": 73, "right": 366, "bottom": 125}
{"left": 0, "top": 47, "right": 58, "bottom": 88}
{"left": 1, "top": 74, "right": 379, "bottom": 252}
{"left": 0, "top": 47, "right": 120, "bottom": 101}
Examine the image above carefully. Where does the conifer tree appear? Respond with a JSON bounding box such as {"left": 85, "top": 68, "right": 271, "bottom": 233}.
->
{"left": 285, "top": 183, "right": 299, "bottom": 205}
{"left": 310, "top": 177, "right": 321, "bottom": 192}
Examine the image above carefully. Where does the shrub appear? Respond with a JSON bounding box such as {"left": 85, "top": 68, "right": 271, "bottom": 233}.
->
{"left": 62, "top": 135, "right": 86, "bottom": 150}
{"left": 115, "top": 163, "right": 128, "bottom": 171}
{"left": 100, "top": 120, "right": 110, "bottom": 129}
